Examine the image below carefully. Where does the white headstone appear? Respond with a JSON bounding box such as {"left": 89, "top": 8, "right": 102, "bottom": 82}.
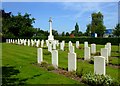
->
{"left": 10, "top": 39, "right": 12, "bottom": 43}
{"left": 106, "top": 43, "right": 111, "bottom": 56}
{"left": 68, "top": 52, "right": 77, "bottom": 71}
{"left": 76, "top": 41, "right": 79, "bottom": 48}
{"left": 69, "top": 41, "right": 72, "bottom": 51}
{"left": 56, "top": 40, "right": 59, "bottom": 47}
{"left": 48, "top": 43, "right": 52, "bottom": 52}
{"left": 28, "top": 39, "right": 30, "bottom": 46}
{"left": 41, "top": 40, "right": 44, "bottom": 47}
{"left": 15, "top": 40, "right": 17, "bottom": 44}
{"left": 34, "top": 39, "right": 37, "bottom": 44}
{"left": 84, "top": 47, "right": 91, "bottom": 60}
{"left": 94, "top": 56, "right": 106, "bottom": 75}
{"left": 53, "top": 41, "right": 56, "bottom": 49}
{"left": 70, "top": 46, "right": 74, "bottom": 53}
{"left": 24, "top": 39, "right": 26, "bottom": 46}
{"left": 84, "top": 41, "right": 88, "bottom": 48}
{"left": 46, "top": 40, "right": 49, "bottom": 47}
{"left": 52, "top": 50, "right": 58, "bottom": 68}
{"left": 12, "top": 39, "right": 15, "bottom": 44}
{"left": 62, "top": 41, "right": 65, "bottom": 47}
{"left": 36, "top": 40, "right": 40, "bottom": 47}
{"left": 31, "top": 40, "right": 34, "bottom": 46}
{"left": 18, "top": 39, "right": 20, "bottom": 45}
{"left": 37, "top": 48, "right": 43, "bottom": 63}
{"left": 8, "top": 39, "right": 10, "bottom": 43}
{"left": 60, "top": 42, "right": 64, "bottom": 51}
{"left": 6, "top": 39, "right": 8, "bottom": 43}
{"left": 101, "top": 48, "right": 108, "bottom": 63}
{"left": 91, "top": 44, "right": 96, "bottom": 54}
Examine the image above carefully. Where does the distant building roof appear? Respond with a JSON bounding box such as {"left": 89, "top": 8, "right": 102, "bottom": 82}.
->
{"left": 105, "top": 29, "right": 113, "bottom": 34}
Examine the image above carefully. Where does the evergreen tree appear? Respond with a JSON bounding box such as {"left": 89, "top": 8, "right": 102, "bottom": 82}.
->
{"left": 113, "top": 24, "right": 120, "bottom": 37}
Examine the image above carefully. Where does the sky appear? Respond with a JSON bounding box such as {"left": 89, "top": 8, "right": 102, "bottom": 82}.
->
{"left": 2, "top": 2, "right": 118, "bottom": 34}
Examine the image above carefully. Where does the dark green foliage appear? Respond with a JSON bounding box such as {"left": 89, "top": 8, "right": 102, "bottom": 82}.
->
{"left": 85, "top": 24, "right": 91, "bottom": 36}
{"left": 35, "top": 28, "right": 49, "bottom": 37}
{"left": 62, "top": 32, "right": 65, "bottom": 36}
{"left": 47, "top": 65, "right": 55, "bottom": 71}
{"left": 91, "top": 12, "right": 106, "bottom": 37}
{"left": 94, "top": 51, "right": 101, "bottom": 56}
{"left": 66, "top": 32, "right": 70, "bottom": 36}
{"left": 82, "top": 72, "right": 120, "bottom": 86}
{"left": 113, "top": 24, "right": 120, "bottom": 37}
{"left": 54, "top": 37, "right": 120, "bottom": 45}
{"left": 2, "top": 10, "right": 35, "bottom": 38}
{"left": 52, "top": 29, "right": 58, "bottom": 36}
{"left": 89, "top": 59, "right": 94, "bottom": 64}
{"left": 71, "top": 22, "right": 82, "bottom": 36}
{"left": 43, "top": 51, "right": 51, "bottom": 55}
{"left": 40, "top": 61, "right": 48, "bottom": 68}
{"left": 76, "top": 68, "right": 84, "bottom": 78}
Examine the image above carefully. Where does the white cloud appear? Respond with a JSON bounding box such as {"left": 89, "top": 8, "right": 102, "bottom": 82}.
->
{"left": 61, "top": 2, "right": 118, "bottom": 29}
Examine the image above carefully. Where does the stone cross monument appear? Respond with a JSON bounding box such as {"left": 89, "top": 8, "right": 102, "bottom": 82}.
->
{"left": 48, "top": 17, "right": 54, "bottom": 41}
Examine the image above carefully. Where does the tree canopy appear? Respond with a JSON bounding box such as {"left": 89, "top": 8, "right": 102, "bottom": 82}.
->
{"left": 2, "top": 10, "right": 35, "bottom": 38}
{"left": 91, "top": 12, "right": 106, "bottom": 37}
{"left": 113, "top": 24, "right": 120, "bottom": 37}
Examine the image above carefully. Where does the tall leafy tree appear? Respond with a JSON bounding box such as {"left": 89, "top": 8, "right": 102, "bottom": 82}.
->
{"left": 71, "top": 22, "right": 80, "bottom": 36}
{"left": 52, "top": 29, "right": 58, "bottom": 36}
{"left": 2, "top": 10, "right": 35, "bottom": 38}
{"left": 62, "top": 32, "right": 65, "bottom": 36}
{"left": 113, "top": 24, "right": 120, "bottom": 37}
{"left": 91, "top": 12, "right": 106, "bottom": 37}
{"left": 85, "top": 24, "right": 91, "bottom": 36}
{"left": 75, "top": 22, "right": 79, "bottom": 33}
{"left": 66, "top": 32, "right": 69, "bottom": 36}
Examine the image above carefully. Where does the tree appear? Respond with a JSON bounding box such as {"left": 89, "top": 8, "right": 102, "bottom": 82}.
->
{"left": 91, "top": 12, "right": 106, "bottom": 37}
{"left": 62, "top": 32, "right": 65, "bottom": 36}
{"left": 75, "top": 22, "right": 79, "bottom": 34}
{"left": 2, "top": 10, "right": 36, "bottom": 38}
{"left": 52, "top": 29, "right": 58, "bottom": 36}
{"left": 85, "top": 24, "right": 91, "bottom": 36}
{"left": 113, "top": 24, "right": 120, "bottom": 37}
{"left": 66, "top": 32, "right": 69, "bottom": 36}
{"left": 71, "top": 22, "right": 80, "bottom": 36}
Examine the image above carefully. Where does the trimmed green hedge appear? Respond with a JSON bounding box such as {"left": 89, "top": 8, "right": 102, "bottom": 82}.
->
{"left": 55, "top": 37, "right": 120, "bottom": 45}
{"left": 2, "top": 36, "right": 120, "bottom": 45}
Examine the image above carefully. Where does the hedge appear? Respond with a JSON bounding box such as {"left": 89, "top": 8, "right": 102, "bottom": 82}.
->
{"left": 2, "top": 36, "right": 120, "bottom": 45}
{"left": 55, "top": 37, "right": 120, "bottom": 45}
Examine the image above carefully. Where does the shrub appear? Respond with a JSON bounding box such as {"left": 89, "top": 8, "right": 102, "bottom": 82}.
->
{"left": 47, "top": 65, "right": 55, "bottom": 71}
{"left": 82, "top": 72, "right": 120, "bottom": 86}
{"left": 94, "top": 52, "right": 101, "bottom": 56}
{"left": 43, "top": 47, "right": 48, "bottom": 49}
{"left": 76, "top": 68, "right": 84, "bottom": 78}
{"left": 89, "top": 59, "right": 94, "bottom": 64}
{"left": 43, "top": 51, "right": 51, "bottom": 55}
{"left": 40, "top": 61, "right": 48, "bottom": 68}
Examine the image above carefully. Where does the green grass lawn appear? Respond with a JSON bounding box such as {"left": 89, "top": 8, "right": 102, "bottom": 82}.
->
{"left": 2, "top": 43, "right": 120, "bottom": 85}
{"left": 2, "top": 43, "right": 82, "bottom": 85}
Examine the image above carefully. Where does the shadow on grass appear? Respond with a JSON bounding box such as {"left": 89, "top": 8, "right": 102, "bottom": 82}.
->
{"left": 1, "top": 66, "right": 42, "bottom": 85}
{"left": 2, "top": 66, "right": 27, "bottom": 86}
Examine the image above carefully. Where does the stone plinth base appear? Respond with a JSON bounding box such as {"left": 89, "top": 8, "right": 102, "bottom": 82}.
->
{"left": 48, "top": 35, "right": 54, "bottom": 41}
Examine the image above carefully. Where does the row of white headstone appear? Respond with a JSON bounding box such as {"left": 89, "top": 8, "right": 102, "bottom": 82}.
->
{"left": 6, "top": 39, "right": 61, "bottom": 48}
{"left": 37, "top": 45, "right": 77, "bottom": 71}
{"left": 38, "top": 41, "right": 111, "bottom": 75}
{"left": 84, "top": 41, "right": 111, "bottom": 63}
{"left": 6, "top": 39, "right": 111, "bottom": 75}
